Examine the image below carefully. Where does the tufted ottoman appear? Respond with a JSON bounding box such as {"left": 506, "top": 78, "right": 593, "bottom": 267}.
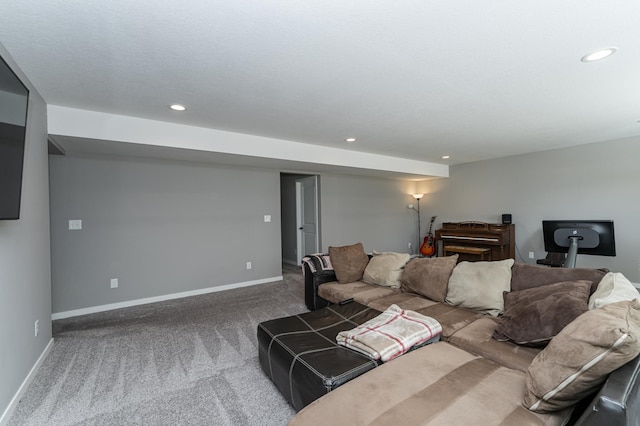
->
{"left": 257, "top": 301, "right": 383, "bottom": 410}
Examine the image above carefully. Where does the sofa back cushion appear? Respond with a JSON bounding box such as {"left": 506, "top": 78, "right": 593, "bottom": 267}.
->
{"left": 363, "top": 251, "right": 411, "bottom": 288}
{"left": 445, "top": 259, "right": 515, "bottom": 317}
{"left": 511, "top": 262, "right": 608, "bottom": 294}
{"left": 328, "top": 242, "right": 369, "bottom": 283}
{"left": 400, "top": 255, "right": 458, "bottom": 302}
{"left": 524, "top": 299, "right": 640, "bottom": 413}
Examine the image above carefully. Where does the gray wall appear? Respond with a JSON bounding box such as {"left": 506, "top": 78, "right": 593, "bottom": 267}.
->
{"left": 420, "top": 136, "right": 640, "bottom": 281}
{"left": 0, "top": 46, "right": 51, "bottom": 420}
{"left": 49, "top": 154, "right": 282, "bottom": 314}
{"left": 49, "top": 156, "right": 424, "bottom": 314}
{"left": 320, "top": 173, "right": 418, "bottom": 254}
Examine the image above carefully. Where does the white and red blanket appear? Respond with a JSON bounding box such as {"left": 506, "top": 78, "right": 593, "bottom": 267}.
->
{"left": 336, "top": 304, "right": 442, "bottom": 362}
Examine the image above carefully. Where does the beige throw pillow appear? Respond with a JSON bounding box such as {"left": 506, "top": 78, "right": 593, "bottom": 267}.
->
{"left": 588, "top": 272, "right": 639, "bottom": 310}
{"left": 328, "top": 243, "right": 369, "bottom": 283}
{"left": 362, "top": 251, "right": 411, "bottom": 288}
{"left": 400, "top": 255, "right": 459, "bottom": 302}
{"left": 445, "top": 259, "right": 515, "bottom": 317}
{"left": 524, "top": 300, "right": 640, "bottom": 413}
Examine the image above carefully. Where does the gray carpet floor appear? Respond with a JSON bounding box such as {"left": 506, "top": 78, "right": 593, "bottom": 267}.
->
{"left": 9, "top": 265, "right": 307, "bottom": 425}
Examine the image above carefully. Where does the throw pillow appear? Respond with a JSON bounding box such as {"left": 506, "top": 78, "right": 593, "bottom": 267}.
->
{"left": 362, "top": 251, "right": 411, "bottom": 288}
{"left": 493, "top": 280, "right": 591, "bottom": 346}
{"left": 524, "top": 299, "right": 640, "bottom": 413}
{"left": 328, "top": 242, "right": 369, "bottom": 284}
{"left": 589, "top": 272, "right": 640, "bottom": 310}
{"left": 445, "top": 259, "right": 515, "bottom": 317}
{"left": 400, "top": 255, "right": 459, "bottom": 302}
{"left": 511, "top": 262, "right": 608, "bottom": 294}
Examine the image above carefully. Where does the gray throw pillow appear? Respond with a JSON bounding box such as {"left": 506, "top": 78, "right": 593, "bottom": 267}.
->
{"left": 493, "top": 280, "right": 591, "bottom": 346}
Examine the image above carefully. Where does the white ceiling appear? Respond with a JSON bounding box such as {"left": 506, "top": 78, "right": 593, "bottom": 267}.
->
{"left": 1, "top": 1, "right": 639, "bottom": 175}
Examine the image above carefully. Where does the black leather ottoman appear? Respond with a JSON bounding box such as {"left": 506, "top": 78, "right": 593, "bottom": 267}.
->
{"left": 257, "top": 301, "right": 382, "bottom": 411}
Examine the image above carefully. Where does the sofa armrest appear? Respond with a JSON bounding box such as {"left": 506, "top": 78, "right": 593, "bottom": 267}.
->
{"left": 302, "top": 254, "right": 337, "bottom": 311}
{"left": 573, "top": 354, "right": 640, "bottom": 426}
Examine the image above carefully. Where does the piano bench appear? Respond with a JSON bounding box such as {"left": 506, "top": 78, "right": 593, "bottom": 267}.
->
{"left": 444, "top": 245, "right": 492, "bottom": 261}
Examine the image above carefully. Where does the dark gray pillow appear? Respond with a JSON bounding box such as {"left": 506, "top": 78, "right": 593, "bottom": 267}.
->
{"left": 493, "top": 280, "right": 591, "bottom": 346}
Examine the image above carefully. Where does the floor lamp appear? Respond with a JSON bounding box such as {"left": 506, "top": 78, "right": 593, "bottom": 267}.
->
{"left": 407, "top": 193, "right": 424, "bottom": 254}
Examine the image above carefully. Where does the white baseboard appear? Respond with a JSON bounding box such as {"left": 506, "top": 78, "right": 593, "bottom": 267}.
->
{"left": 0, "top": 338, "right": 54, "bottom": 426}
{"left": 52, "top": 276, "right": 283, "bottom": 320}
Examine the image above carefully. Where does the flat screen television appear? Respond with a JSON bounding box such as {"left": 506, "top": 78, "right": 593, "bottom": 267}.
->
{"left": 542, "top": 220, "right": 616, "bottom": 268}
{"left": 0, "top": 54, "right": 29, "bottom": 220}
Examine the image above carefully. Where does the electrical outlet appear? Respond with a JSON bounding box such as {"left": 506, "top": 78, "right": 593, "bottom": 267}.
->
{"left": 529, "top": 251, "right": 535, "bottom": 259}
{"left": 34, "top": 320, "right": 39, "bottom": 337}
{"left": 246, "top": 261, "right": 252, "bottom": 270}
{"left": 110, "top": 278, "right": 119, "bottom": 288}
{"left": 264, "top": 215, "right": 271, "bottom": 223}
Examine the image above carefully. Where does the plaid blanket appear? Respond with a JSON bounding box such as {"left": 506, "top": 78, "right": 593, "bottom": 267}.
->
{"left": 301, "top": 253, "right": 333, "bottom": 277}
{"left": 336, "top": 304, "right": 442, "bottom": 362}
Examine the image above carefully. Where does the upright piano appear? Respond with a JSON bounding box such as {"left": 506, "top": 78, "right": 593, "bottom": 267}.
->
{"left": 435, "top": 222, "right": 515, "bottom": 262}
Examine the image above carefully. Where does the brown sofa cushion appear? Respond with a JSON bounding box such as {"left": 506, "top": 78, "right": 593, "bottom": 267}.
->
{"left": 290, "top": 342, "right": 573, "bottom": 426}
{"left": 317, "top": 281, "right": 371, "bottom": 304}
{"left": 524, "top": 299, "right": 640, "bottom": 413}
{"left": 493, "top": 280, "right": 591, "bottom": 346}
{"left": 328, "top": 242, "right": 369, "bottom": 283}
{"left": 511, "top": 262, "right": 608, "bottom": 294}
{"left": 400, "top": 255, "right": 458, "bottom": 302}
{"left": 448, "top": 317, "right": 541, "bottom": 372}
{"left": 367, "top": 293, "right": 437, "bottom": 312}
{"left": 445, "top": 259, "right": 515, "bottom": 317}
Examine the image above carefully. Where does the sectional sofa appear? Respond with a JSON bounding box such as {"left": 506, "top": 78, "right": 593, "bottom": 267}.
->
{"left": 290, "top": 243, "right": 640, "bottom": 425}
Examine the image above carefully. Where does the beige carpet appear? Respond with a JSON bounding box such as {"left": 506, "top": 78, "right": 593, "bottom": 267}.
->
{"left": 9, "top": 266, "right": 307, "bottom": 425}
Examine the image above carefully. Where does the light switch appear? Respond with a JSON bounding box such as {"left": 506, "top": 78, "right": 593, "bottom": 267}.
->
{"left": 264, "top": 215, "right": 271, "bottom": 223}
{"left": 68, "top": 220, "right": 82, "bottom": 230}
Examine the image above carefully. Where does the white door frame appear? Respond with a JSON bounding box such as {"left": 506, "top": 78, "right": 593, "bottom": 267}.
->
{"left": 296, "top": 176, "right": 320, "bottom": 265}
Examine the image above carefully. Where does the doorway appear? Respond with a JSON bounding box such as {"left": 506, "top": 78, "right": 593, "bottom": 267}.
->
{"left": 280, "top": 173, "right": 321, "bottom": 266}
{"left": 296, "top": 176, "right": 320, "bottom": 265}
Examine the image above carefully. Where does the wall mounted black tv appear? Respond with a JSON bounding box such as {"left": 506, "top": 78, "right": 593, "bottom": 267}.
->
{"left": 542, "top": 220, "right": 616, "bottom": 268}
{"left": 0, "top": 53, "right": 29, "bottom": 220}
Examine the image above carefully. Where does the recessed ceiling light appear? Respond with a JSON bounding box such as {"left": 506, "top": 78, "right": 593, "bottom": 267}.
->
{"left": 442, "top": 155, "right": 450, "bottom": 159}
{"left": 581, "top": 48, "right": 617, "bottom": 63}
{"left": 170, "top": 104, "right": 186, "bottom": 111}
{"left": 345, "top": 137, "right": 357, "bottom": 142}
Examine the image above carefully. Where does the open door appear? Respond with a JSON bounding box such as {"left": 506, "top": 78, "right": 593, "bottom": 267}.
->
{"left": 296, "top": 176, "right": 319, "bottom": 265}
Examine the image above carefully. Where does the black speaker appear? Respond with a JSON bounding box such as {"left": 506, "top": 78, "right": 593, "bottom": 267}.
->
{"left": 502, "top": 214, "right": 512, "bottom": 224}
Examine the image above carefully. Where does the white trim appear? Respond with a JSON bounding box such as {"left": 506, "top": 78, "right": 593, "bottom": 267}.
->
{"left": 51, "top": 276, "right": 283, "bottom": 320}
{"left": 47, "top": 106, "right": 449, "bottom": 178}
{"left": 0, "top": 338, "right": 54, "bottom": 426}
